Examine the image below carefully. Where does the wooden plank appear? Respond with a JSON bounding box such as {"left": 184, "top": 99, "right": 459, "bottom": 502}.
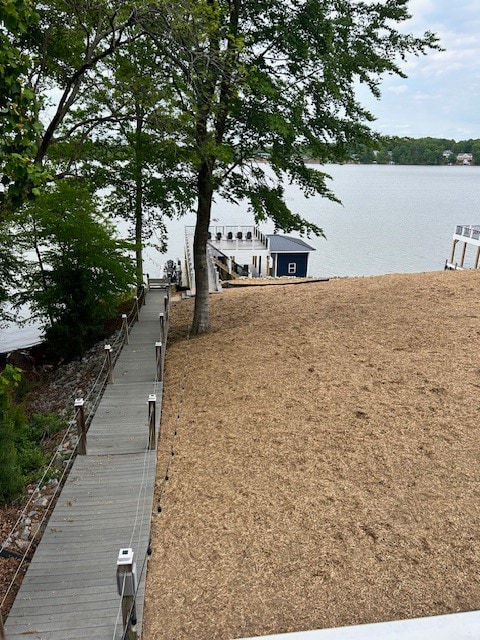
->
{"left": 5, "top": 288, "right": 167, "bottom": 640}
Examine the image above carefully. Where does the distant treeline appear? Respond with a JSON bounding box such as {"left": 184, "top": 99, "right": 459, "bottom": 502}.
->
{"left": 349, "top": 137, "right": 480, "bottom": 165}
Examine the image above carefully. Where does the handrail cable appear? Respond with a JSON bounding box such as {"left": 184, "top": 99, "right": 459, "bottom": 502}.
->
{"left": 113, "top": 288, "right": 171, "bottom": 640}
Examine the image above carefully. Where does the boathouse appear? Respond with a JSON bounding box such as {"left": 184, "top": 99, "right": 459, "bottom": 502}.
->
{"left": 267, "top": 234, "right": 315, "bottom": 277}
{"left": 183, "top": 225, "right": 315, "bottom": 294}
{"left": 446, "top": 225, "right": 480, "bottom": 270}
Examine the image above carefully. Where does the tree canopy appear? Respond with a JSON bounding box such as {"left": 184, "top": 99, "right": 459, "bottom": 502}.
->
{"left": 17, "top": 180, "right": 135, "bottom": 359}
{"left": 0, "top": 0, "right": 45, "bottom": 214}
{"left": 141, "top": 0, "right": 438, "bottom": 332}
{"left": 0, "top": 0, "right": 440, "bottom": 340}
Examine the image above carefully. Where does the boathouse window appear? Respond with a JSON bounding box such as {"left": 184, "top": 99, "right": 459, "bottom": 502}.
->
{"left": 288, "top": 262, "right": 296, "bottom": 274}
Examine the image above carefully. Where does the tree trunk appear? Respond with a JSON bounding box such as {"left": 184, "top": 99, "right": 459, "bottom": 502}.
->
{"left": 134, "top": 102, "right": 144, "bottom": 289}
{"left": 32, "top": 224, "right": 54, "bottom": 326}
{"left": 191, "top": 160, "right": 214, "bottom": 334}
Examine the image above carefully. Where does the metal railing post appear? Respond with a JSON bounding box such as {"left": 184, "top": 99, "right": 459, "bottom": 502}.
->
{"left": 75, "top": 398, "right": 86, "bottom": 455}
{"left": 148, "top": 394, "right": 156, "bottom": 450}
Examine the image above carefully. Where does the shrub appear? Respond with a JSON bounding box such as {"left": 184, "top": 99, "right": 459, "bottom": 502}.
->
{"left": 0, "top": 367, "right": 67, "bottom": 503}
{"left": 0, "top": 366, "right": 24, "bottom": 503}
{"left": 29, "top": 412, "right": 65, "bottom": 442}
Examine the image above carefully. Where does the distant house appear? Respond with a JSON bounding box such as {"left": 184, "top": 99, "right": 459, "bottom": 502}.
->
{"left": 457, "top": 153, "right": 473, "bottom": 165}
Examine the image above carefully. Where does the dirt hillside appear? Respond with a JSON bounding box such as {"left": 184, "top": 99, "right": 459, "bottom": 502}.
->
{"left": 143, "top": 270, "right": 480, "bottom": 639}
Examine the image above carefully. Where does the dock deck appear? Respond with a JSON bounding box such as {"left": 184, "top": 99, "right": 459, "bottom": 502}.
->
{"left": 4, "top": 287, "right": 168, "bottom": 640}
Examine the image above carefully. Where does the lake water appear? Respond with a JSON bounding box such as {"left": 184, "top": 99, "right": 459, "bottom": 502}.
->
{"left": 2, "top": 164, "right": 479, "bottom": 351}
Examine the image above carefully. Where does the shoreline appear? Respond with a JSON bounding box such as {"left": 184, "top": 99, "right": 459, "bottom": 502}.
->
{"left": 0, "top": 267, "right": 457, "bottom": 353}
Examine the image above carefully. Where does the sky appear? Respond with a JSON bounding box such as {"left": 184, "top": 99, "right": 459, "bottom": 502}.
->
{"left": 358, "top": 0, "right": 480, "bottom": 141}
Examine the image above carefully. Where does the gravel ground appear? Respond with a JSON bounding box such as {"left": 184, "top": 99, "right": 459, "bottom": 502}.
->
{"left": 143, "top": 270, "right": 480, "bottom": 640}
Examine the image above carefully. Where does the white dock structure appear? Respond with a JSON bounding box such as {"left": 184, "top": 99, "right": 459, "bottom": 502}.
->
{"left": 446, "top": 225, "right": 480, "bottom": 270}
{"left": 183, "top": 225, "right": 315, "bottom": 292}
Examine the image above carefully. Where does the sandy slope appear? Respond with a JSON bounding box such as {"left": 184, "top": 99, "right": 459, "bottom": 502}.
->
{"left": 143, "top": 270, "right": 480, "bottom": 639}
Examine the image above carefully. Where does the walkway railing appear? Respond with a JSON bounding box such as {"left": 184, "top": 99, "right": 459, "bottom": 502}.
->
{"left": 0, "top": 283, "right": 161, "bottom": 638}
{"left": 455, "top": 224, "right": 480, "bottom": 240}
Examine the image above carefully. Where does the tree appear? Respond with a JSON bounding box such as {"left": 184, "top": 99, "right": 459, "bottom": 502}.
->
{"left": 55, "top": 38, "right": 195, "bottom": 287}
{"left": 0, "top": 0, "right": 46, "bottom": 321}
{"left": 143, "top": 0, "right": 438, "bottom": 333}
{"left": 0, "top": 0, "right": 46, "bottom": 215}
{"left": 27, "top": 0, "right": 142, "bottom": 168}
{"left": 16, "top": 180, "right": 135, "bottom": 359}
{"left": 1, "top": 0, "right": 144, "bottom": 322}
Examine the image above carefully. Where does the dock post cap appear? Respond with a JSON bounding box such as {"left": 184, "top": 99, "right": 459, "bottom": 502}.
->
{"left": 104, "top": 344, "right": 112, "bottom": 351}
{"left": 117, "top": 547, "right": 134, "bottom": 565}
{"left": 74, "top": 398, "right": 84, "bottom": 407}
{"left": 122, "top": 313, "right": 127, "bottom": 318}
{"left": 148, "top": 394, "right": 157, "bottom": 402}
{"left": 155, "top": 341, "right": 162, "bottom": 347}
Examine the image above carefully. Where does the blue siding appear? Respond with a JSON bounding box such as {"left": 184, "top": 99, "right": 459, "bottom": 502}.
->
{"left": 276, "top": 253, "right": 308, "bottom": 277}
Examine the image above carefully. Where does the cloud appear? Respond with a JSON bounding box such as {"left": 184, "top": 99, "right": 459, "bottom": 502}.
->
{"left": 360, "top": 0, "right": 480, "bottom": 139}
{"left": 387, "top": 85, "right": 409, "bottom": 95}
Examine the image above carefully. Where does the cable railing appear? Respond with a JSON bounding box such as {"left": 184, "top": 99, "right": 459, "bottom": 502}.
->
{"left": 112, "top": 286, "right": 171, "bottom": 640}
{"left": 113, "top": 294, "right": 183, "bottom": 640}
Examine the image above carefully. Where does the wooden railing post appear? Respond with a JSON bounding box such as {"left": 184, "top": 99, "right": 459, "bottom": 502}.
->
{"left": 164, "top": 291, "right": 169, "bottom": 322}
{"left": 148, "top": 394, "right": 156, "bottom": 450}
{"left": 75, "top": 398, "right": 86, "bottom": 455}
{"left": 159, "top": 313, "right": 165, "bottom": 342}
{"left": 104, "top": 344, "right": 114, "bottom": 384}
{"left": 134, "top": 296, "right": 140, "bottom": 322}
{"left": 122, "top": 313, "right": 129, "bottom": 345}
{"left": 155, "top": 342, "right": 163, "bottom": 382}
{"left": 0, "top": 611, "right": 6, "bottom": 640}
{"left": 116, "top": 548, "right": 138, "bottom": 640}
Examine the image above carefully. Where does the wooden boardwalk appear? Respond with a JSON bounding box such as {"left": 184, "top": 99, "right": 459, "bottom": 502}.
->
{"left": 4, "top": 287, "right": 168, "bottom": 640}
